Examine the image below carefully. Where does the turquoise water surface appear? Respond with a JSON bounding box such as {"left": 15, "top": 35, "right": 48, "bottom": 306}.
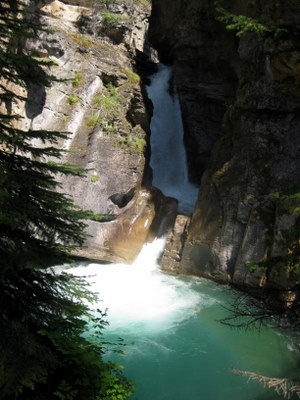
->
{"left": 68, "top": 239, "right": 299, "bottom": 400}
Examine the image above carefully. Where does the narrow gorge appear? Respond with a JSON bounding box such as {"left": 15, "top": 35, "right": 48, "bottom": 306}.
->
{"left": 1, "top": 0, "right": 300, "bottom": 399}
{"left": 22, "top": 0, "right": 299, "bottom": 302}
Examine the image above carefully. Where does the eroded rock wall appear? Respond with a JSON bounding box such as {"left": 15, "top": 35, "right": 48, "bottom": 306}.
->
{"left": 150, "top": 0, "right": 300, "bottom": 289}
{"left": 20, "top": 0, "right": 166, "bottom": 261}
{"left": 24, "top": 0, "right": 151, "bottom": 215}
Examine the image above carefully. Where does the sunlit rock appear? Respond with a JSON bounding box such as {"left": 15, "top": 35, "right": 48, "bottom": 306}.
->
{"left": 74, "top": 186, "right": 177, "bottom": 263}
{"left": 160, "top": 215, "right": 191, "bottom": 274}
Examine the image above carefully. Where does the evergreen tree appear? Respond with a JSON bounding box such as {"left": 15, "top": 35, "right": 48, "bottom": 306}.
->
{"left": 0, "top": 1, "right": 133, "bottom": 398}
{"left": 0, "top": 0, "right": 88, "bottom": 275}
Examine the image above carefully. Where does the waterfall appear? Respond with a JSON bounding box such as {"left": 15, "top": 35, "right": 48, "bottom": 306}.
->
{"left": 67, "top": 238, "right": 202, "bottom": 332}
{"left": 146, "top": 64, "right": 198, "bottom": 215}
{"left": 63, "top": 64, "right": 297, "bottom": 400}
{"left": 66, "top": 245, "right": 297, "bottom": 400}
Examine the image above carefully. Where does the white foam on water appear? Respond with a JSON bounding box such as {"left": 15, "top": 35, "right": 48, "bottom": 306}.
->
{"left": 67, "top": 238, "right": 211, "bottom": 335}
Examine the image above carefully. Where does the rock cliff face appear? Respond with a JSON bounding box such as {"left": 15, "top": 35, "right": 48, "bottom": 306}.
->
{"left": 25, "top": 0, "right": 150, "bottom": 216}
{"left": 150, "top": 0, "right": 300, "bottom": 289}
{"left": 20, "top": 0, "right": 177, "bottom": 262}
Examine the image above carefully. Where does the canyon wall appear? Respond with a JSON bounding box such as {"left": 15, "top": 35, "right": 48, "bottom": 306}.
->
{"left": 20, "top": 0, "right": 179, "bottom": 262}
{"left": 150, "top": 0, "right": 300, "bottom": 289}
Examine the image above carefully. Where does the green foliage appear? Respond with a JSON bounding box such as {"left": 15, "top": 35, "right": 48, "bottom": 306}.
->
{"left": 118, "top": 135, "right": 146, "bottom": 154}
{"left": 97, "top": 0, "right": 150, "bottom": 10}
{"left": 102, "top": 10, "right": 123, "bottom": 28}
{"left": 72, "top": 70, "right": 84, "bottom": 87}
{"left": 86, "top": 114, "right": 102, "bottom": 127}
{"left": 93, "top": 83, "right": 122, "bottom": 121}
{"left": 0, "top": 269, "right": 134, "bottom": 399}
{"left": 85, "top": 210, "right": 115, "bottom": 222}
{"left": 245, "top": 261, "right": 267, "bottom": 273}
{"left": 90, "top": 173, "right": 100, "bottom": 182}
{"left": 90, "top": 73, "right": 145, "bottom": 155}
{"left": 0, "top": 1, "right": 133, "bottom": 399}
{"left": 245, "top": 190, "right": 300, "bottom": 280}
{"left": 98, "top": 0, "right": 115, "bottom": 9}
{"left": 67, "top": 95, "right": 81, "bottom": 105}
{"left": 215, "top": 6, "right": 270, "bottom": 37}
{"left": 270, "top": 192, "right": 300, "bottom": 216}
{"left": 124, "top": 69, "right": 140, "bottom": 84}
{"left": 93, "top": 92, "right": 120, "bottom": 110}
{"left": 215, "top": 3, "right": 287, "bottom": 38}
{"left": 68, "top": 32, "right": 93, "bottom": 48}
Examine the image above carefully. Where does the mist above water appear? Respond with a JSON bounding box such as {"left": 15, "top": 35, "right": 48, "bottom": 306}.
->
{"left": 67, "top": 239, "right": 298, "bottom": 400}
{"left": 67, "top": 239, "right": 204, "bottom": 333}
{"left": 146, "top": 64, "right": 198, "bottom": 215}
{"left": 65, "top": 64, "right": 298, "bottom": 400}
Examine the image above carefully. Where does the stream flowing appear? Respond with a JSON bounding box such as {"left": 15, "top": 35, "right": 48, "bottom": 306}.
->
{"left": 146, "top": 64, "right": 198, "bottom": 215}
{"left": 67, "top": 65, "right": 298, "bottom": 399}
{"left": 68, "top": 241, "right": 298, "bottom": 400}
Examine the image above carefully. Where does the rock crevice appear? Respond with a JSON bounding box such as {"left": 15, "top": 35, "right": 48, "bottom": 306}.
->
{"left": 149, "top": 0, "right": 300, "bottom": 290}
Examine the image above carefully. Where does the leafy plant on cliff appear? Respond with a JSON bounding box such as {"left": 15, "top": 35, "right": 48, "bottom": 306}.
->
{"left": 102, "top": 10, "right": 123, "bottom": 28}
{"left": 215, "top": 3, "right": 287, "bottom": 38}
{"left": 0, "top": 0, "right": 133, "bottom": 399}
{"left": 270, "top": 192, "right": 300, "bottom": 217}
{"left": 215, "top": 6, "right": 270, "bottom": 37}
{"left": 72, "top": 70, "right": 84, "bottom": 87}
{"left": 67, "top": 95, "right": 81, "bottom": 105}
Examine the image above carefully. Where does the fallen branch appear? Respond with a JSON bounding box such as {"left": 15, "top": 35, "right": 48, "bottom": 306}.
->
{"left": 231, "top": 369, "right": 300, "bottom": 399}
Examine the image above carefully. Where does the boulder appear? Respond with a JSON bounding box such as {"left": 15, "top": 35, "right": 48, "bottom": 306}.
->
{"left": 74, "top": 186, "right": 178, "bottom": 263}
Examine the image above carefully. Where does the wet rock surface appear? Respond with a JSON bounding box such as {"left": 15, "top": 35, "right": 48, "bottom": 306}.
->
{"left": 150, "top": 0, "right": 300, "bottom": 289}
{"left": 75, "top": 186, "right": 178, "bottom": 263}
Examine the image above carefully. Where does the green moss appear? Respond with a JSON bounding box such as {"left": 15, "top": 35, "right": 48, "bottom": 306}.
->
{"left": 85, "top": 210, "right": 115, "bottom": 222}
{"left": 68, "top": 32, "right": 93, "bottom": 48}
{"left": 245, "top": 261, "right": 267, "bottom": 273}
{"left": 102, "top": 10, "right": 123, "bottom": 27}
{"left": 90, "top": 173, "right": 100, "bottom": 183}
{"left": 270, "top": 191, "right": 300, "bottom": 216}
{"left": 86, "top": 115, "right": 102, "bottom": 127}
{"left": 93, "top": 83, "right": 123, "bottom": 122}
{"left": 94, "top": 93, "right": 120, "bottom": 110}
{"left": 123, "top": 69, "right": 140, "bottom": 84}
{"left": 67, "top": 95, "right": 81, "bottom": 105}
{"left": 115, "top": 134, "right": 146, "bottom": 154}
{"left": 72, "top": 70, "right": 84, "bottom": 88}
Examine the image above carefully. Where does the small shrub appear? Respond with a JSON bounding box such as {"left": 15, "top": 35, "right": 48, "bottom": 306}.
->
{"left": 93, "top": 84, "right": 122, "bottom": 119}
{"left": 72, "top": 70, "right": 84, "bottom": 88}
{"left": 106, "top": 81, "right": 119, "bottom": 94}
{"left": 86, "top": 115, "right": 102, "bottom": 127}
{"left": 85, "top": 210, "right": 115, "bottom": 222}
{"left": 124, "top": 69, "right": 141, "bottom": 83}
{"left": 124, "top": 69, "right": 140, "bottom": 84}
{"left": 131, "top": 136, "right": 146, "bottom": 153}
{"left": 102, "top": 121, "right": 117, "bottom": 134}
{"left": 67, "top": 95, "right": 80, "bottom": 105}
{"left": 245, "top": 261, "right": 267, "bottom": 273}
{"left": 98, "top": 95, "right": 119, "bottom": 110}
{"left": 116, "top": 134, "right": 146, "bottom": 154}
{"left": 270, "top": 191, "right": 300, "bottom": 216}
{"left": 102, "top": 10, "right": 123, "bottom": 28}
{"left": 90, "top": 173, "right": 100, "bottom": 183}
{"left": 215, "top": 3, "right": 288, "bottom": 38}
{"left": 68, "top": 32, "right": 93, "bottom": 48}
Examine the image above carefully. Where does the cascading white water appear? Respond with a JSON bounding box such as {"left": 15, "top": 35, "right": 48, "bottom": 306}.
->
{"left": 146, "top": 64, "right": 198, "bottom": 215}
{"left": 67, "top": 239, "right": 205, "bottom": 333}
{"left": 64, "top": 64, "right": 298, "bottom": 400}
{"left": 67, "top": 245, "right": 298, "bottom": 400}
